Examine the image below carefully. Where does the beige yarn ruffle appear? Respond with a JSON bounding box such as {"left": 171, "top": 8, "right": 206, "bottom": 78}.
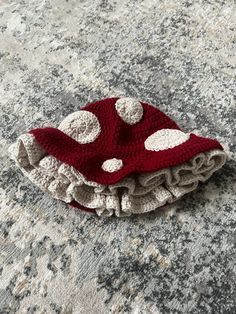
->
{"left": 9, "top": 133, "right": 227, "bottom": 217}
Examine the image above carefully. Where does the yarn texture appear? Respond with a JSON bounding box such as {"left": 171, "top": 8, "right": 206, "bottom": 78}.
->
{"left": 9, "top": 97, "right": 227, "bottom": 216}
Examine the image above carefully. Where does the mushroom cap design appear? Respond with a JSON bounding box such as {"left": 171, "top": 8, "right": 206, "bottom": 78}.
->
{"left": 9, "top": 97, "right": 227, "bottom": 217}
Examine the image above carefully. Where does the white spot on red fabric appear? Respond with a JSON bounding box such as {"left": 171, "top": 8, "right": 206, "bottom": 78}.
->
{"left": 58, "top": 110, "right": 101, "bottom": 144}
{"left": 102, "top": 158, "right": 123, "bottom": 172}
{"left": 115, "top": 97, "right": 143, "bottom": 125}
{"left": 144, "top": 129, "right": 190, "bottom": 151}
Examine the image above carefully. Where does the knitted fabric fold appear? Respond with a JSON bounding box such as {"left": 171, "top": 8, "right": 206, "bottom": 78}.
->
{"left": 9, "top": 97, "right": 227, "bottom": 216}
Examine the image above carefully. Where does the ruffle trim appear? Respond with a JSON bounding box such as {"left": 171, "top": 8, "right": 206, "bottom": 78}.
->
{"left": 9, "top": 133, "right": 227, "bottom": 217}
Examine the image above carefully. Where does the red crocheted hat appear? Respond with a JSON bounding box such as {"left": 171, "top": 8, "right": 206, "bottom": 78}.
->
{"left": 9, "top": 97, "right": 226, "bottom": 216}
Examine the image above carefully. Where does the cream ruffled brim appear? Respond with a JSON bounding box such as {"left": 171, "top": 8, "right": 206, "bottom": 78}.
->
{"left": 9, "top": 133, "right": 227, "bottom": 217}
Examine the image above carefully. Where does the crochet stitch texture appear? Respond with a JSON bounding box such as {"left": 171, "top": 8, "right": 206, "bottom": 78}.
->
{"left": 9, "top": 97, "right": 227, "bottom": 216}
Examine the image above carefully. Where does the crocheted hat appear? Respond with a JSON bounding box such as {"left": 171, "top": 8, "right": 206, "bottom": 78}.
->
{"left": 9, "top": 97, "right": 226, "bottom": 216}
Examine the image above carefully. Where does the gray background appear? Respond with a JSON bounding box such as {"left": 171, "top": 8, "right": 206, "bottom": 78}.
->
{"left": 0, "top": 0, "right": 235, "bottom": 313}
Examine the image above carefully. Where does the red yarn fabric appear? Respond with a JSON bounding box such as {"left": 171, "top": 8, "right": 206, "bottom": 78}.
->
{"left": 69, "top": 201, "right": 96, "bottom": 214}
{"left": 29, "top": 97, "right": 223, "bottom": 185}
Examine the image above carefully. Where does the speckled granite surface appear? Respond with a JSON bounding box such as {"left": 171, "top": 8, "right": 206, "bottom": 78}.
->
{"left": 0, "top": 0, "right": 236, "bottom": 313}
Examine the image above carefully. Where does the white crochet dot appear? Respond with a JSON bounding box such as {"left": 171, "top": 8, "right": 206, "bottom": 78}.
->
{"left": 115, "top": 97, "right": 143, "bottom": 125}
{"left": 144, "top": 129, "right": 190, "bottom": 151}
{"left": 102, "top": 158, "right": 123, "bottom": 173}
{"left": 58, "top": 110, "right": 101, "bottom": 144}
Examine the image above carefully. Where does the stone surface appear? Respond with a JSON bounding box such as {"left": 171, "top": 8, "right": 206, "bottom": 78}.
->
{"left": 0, "top": 0, "right": 235, "bottom": 313}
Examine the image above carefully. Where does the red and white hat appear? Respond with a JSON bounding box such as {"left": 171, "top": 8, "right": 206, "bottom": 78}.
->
{"left": 9, "top": 97, "right": 226, "bottom": 216}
